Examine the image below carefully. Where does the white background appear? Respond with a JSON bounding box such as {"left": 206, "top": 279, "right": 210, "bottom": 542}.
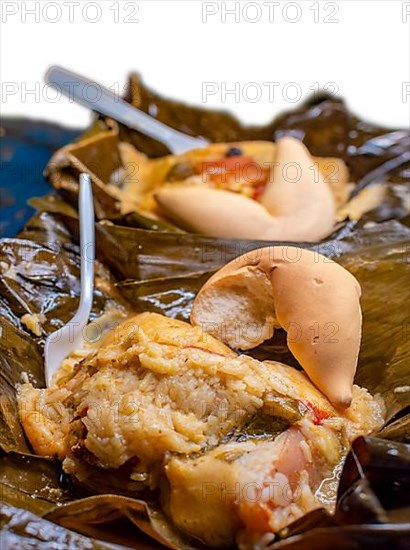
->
{"left": 1, "top": 0, "right": 409, "bottom": 130}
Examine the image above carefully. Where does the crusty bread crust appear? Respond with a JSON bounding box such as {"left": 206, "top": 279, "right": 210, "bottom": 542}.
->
{"left": 191, "top": 246, "right": 362, "bottom": 409}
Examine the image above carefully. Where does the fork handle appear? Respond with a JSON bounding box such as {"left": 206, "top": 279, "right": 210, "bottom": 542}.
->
{"left": 77, "top": 173, "right": 95, "bottom": 327}
{"left": 45, "top": 66, "right": 209, "bottom": 154}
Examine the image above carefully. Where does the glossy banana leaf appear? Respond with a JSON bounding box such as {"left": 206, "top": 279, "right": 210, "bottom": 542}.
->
{"left": 0, "top": 438, "right": 409, "bottom": 550}
{"left": 45, "top": 75, "right": 410, "bottom": 227}
{"left": 0, "top": 451, "right": 69, "bottom": 515}
{"left": 0, "top": 503, "right": 136, "bottom": 549}
{"left": 0, "top": 205, "right": 409, "bottom": 549}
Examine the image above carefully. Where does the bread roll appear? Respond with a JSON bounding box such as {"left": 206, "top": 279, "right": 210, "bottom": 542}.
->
{"left": 191, "top": 246, "right": 362, "bottom": 408}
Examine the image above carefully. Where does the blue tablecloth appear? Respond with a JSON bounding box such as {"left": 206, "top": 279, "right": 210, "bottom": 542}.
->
{"left": 0, "top": 118, "right": 82, "bottom": 237}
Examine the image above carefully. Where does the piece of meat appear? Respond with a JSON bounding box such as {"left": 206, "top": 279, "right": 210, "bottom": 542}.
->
{"left": 165, "top": 422, "right": 341, "bottom": 548}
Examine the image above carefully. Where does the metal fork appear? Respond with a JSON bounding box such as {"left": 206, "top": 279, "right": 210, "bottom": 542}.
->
{"left": 46, "top": 66, "right": 209, "bottom": 154}
{"left": 44, "top": 173, "right": 95, "bottom": 386}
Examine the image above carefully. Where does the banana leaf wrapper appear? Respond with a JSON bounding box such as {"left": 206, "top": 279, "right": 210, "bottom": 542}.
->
{"left": 45, "top": 75, "right": 410, "bottom": 229}
{"left": 0, "top": 439, "right": 409, "bottom": 550}
{"left": 0, "top": 206, "right": 409, "bottom": 549}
